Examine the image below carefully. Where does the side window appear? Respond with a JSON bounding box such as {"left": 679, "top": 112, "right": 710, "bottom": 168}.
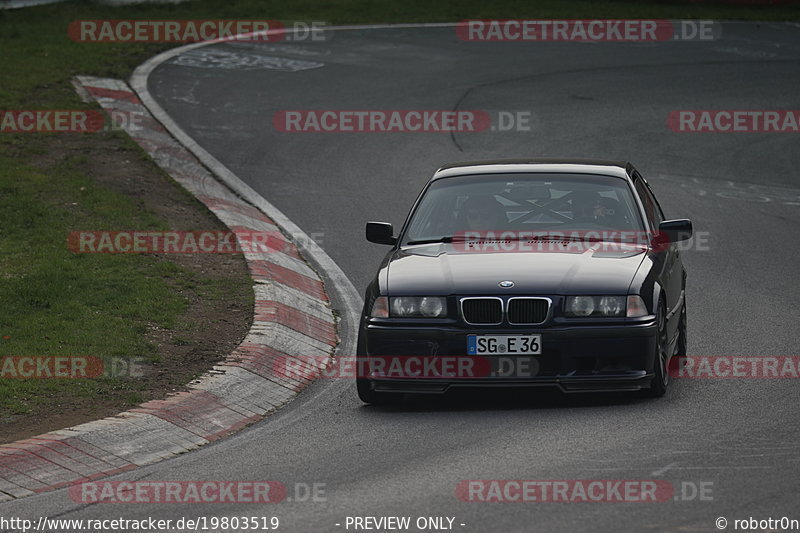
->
{"left": 645, "top": 183, "right": 665, "bottom": 224}
{"left": 633, "top": 174, "right": 661, "bottom": 230}
{"left": 636, "top": 172, "right": 665, "bottom": 224}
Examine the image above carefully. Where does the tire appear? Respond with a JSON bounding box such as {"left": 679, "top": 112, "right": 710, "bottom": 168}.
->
{"left": 357, "top": 377, "right": 402, "bottom": 405}
{"left": 675, "top": 295, "right": 687, "bottom": 357}
{"left": 645, "top": 300, "right": 670, "bottom": 398}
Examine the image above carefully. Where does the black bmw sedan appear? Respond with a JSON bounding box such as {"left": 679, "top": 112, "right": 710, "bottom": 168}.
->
{"left": 357, "top": 159, "right": 692, "bottom": 404}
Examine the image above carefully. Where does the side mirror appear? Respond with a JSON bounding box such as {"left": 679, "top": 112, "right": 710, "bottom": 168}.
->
{"left": 658, "top": 219, "right": 693, "bottom": 243}
{"left": 366, "top": 222, "right": 397, "bottom": 245}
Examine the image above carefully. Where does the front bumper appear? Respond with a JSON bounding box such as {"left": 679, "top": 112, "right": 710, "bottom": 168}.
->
{"left": 361, "top": 319, "right": 657, "bottom": 393}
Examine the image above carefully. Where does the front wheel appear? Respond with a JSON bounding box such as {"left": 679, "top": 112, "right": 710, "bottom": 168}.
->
{"left": 675, "top": 295, "right": 687, "bottom": 357}
{"left": 645, "top": 300, "right": 670, "bottom": 398}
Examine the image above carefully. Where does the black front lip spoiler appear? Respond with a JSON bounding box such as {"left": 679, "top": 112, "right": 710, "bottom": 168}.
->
{"left": 369, "top": 372, "right": 654, "bottom": 394}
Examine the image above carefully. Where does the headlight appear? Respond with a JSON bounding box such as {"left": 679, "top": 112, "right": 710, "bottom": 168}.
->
{"left": 390, "top": 296, "right": 419, "bottom": 316}
{"left": 419, "top": 296, "right": 446, "bottom": 317}
{"left": 388, "top": 296, "right": 447, "bottom": 318}
{"left": 599, "top": 295, "right": 625, "bottom": 316}
{"left": 566, "top": 296, "right": 595, "bottom": 317}
{"left": 565, "top": 296, "right": 626, "bottom": 317}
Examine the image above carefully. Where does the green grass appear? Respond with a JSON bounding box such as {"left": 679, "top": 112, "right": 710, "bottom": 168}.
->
{"left": 0, "top": 145, "right": 190, "bottom": 413}
{"left": 1, "top": 0, "right": 799, "bottom": 414}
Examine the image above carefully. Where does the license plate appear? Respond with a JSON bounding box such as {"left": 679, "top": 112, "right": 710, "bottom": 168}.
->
{"left": 467, "top": 334, "right": 541, "bottom": 355}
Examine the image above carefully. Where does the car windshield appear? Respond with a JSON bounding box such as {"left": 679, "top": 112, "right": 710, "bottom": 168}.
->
{"left": 403, "top": 173, "right": 645, "bottom": 245}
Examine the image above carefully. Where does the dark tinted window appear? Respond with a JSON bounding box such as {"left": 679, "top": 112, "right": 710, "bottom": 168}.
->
{"left": 403, "top": 173, "right": 645, "bottom": 244}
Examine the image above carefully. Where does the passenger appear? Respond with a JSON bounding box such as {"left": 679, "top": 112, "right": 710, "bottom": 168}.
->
{"left": 459, "top": 195, "right": 507, "bottom": 231}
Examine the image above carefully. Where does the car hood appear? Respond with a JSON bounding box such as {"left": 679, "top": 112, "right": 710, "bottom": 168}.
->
{"left": 385, "top": 243, "right": 647, "bottom": 295}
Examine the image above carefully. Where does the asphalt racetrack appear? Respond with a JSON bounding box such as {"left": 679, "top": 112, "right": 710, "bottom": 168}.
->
{"left": 3, "top": 22, "right": 800, "bottom": 533}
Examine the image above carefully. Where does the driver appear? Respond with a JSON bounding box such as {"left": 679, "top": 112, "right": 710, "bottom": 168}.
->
{"left": 570, "top": 191, "right": 602, "bottom": 222}
{"left": 571, "top": 191, "right": 621, "bottom": 221}
{"left": 594, "top": 197, "right": 620, "bottom": 221}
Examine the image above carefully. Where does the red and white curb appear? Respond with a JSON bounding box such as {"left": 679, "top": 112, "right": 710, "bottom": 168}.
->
{"left": 0, "top": 76, "right": 338, "bottom": 502}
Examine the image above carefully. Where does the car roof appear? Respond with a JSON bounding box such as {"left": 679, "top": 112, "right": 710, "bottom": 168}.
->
{"left": 433, "top": 158, "right": 633, "bottom": 181}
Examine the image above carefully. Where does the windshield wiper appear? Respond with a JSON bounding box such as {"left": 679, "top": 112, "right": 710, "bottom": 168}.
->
{"left": 405, "top": 236, "right": 464, "bottom": 245}
{"left": 538, "top": 234, "right": 605, "bottom": 243}
{"left": 407, "top": 234, "right": 555, "bottom": 245}
{"left": 533, "top": 234, "right": 645, "bottom": 245}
